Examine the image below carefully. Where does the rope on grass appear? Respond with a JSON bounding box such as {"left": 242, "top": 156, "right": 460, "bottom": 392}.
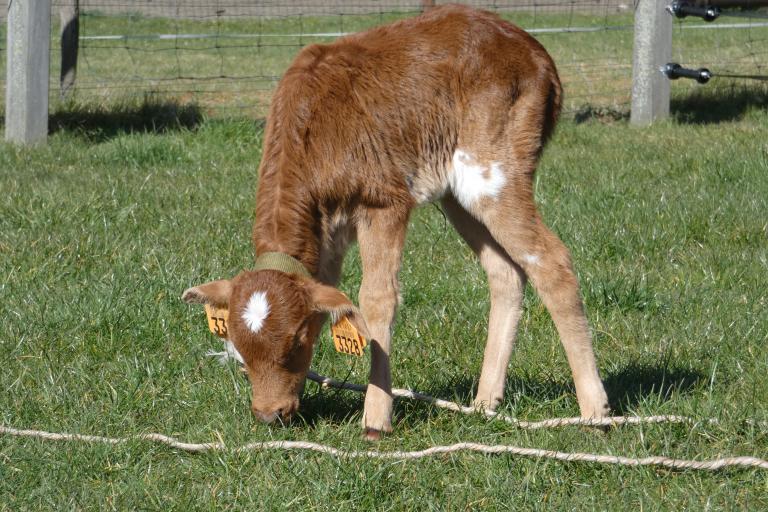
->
{"left": 306, "top": 372, "right": 717, "bottom": 430}
{"left": 2, "top": 371, "right": 768, "bottom": 471}
{"left": 1, "top": 425, "right": 767, "bottom": 471}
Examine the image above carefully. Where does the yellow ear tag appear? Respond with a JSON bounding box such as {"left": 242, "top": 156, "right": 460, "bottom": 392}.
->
{"left": 331, "top": 316, "right": 367, "bottom": 357}
{"left": 204, "top": 304, "right": 230, "bottom": 338}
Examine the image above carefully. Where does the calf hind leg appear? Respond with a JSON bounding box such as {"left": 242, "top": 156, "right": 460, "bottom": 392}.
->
{"left": 454, "top": 87, "right": 609, "bottom": 419}
{"left": 441, "top": 195, "right": 526, "bottom": 411}
{"left": 478, "top": 197, "right": 609, "bottom": 419}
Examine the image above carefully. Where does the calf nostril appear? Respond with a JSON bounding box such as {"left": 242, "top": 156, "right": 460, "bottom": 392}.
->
{"left": 253, "top": 408, "right": 278, "bottom": 423}
{"left": 253, "top": 400, "right": 298, "bottom": 423}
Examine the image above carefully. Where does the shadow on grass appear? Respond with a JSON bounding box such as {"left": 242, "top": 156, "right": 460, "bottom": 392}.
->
{"left": 296, "top": 382, "right": 366, "bottom": 428}
{"left": 671, "top": 84, "right": 768, "bottom": 124}
{"left": 393, "top": 374, "right": 576, "bottom": 426}
{"left": 569, "top": 85, "right": 768, "bottom": 125}
{"left": 604, "top": 361, "right": 705, "bottom": 415}
{"left": 48, "top": 98, "right": 206, "bottom": 142}
{"left": 404, "top": 362, "right": 704, "bottom": 421}
{"left": 295, "top": 360, "right": 705, "bottom": 428}
{"left": 572, "top": 105, "right": 630, "bottom": 124}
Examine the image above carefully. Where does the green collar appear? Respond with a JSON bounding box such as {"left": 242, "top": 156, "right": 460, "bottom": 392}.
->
{"left": 254, "top": 252, "right": 311, "bottom": 277}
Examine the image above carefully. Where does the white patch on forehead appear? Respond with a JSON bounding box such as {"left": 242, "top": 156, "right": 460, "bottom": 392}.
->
{"left": 242, "top": 291, "right": 270, "bottom": 334}
{"left": 449, "top": 149, "right": 506, "bottom": 210}
{"left": 523, "top": 253, "right": 541, "bottom": 266}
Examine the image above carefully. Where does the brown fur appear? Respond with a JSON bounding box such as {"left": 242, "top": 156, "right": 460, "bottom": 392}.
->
{"left": 184, "top": 4, "right": 609, "bottom": 434}
{"left": 252, "top": 4, "right": 560, "bottom": 270}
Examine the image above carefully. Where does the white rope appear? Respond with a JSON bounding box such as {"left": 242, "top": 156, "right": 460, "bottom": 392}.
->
{"left": 2, "top": 371, "right": 766, "bottom": 471}
{"left": 1, "top": 425, "right": 766, "bottom": 471}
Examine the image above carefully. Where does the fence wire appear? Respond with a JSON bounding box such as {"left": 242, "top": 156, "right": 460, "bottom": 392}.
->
{"left": 670, "top": 3, "right": 768, "bottom": 117}
{"left": 1, "top": 1, "right": 765, "bottom": 119}
{"left": 3, "top": 1, "right": 634, "bottom": 118}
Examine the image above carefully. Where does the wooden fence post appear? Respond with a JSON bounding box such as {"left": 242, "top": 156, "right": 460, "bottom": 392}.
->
{"left": 630, "top": 0, "right": 673, "bottom": 126}
{"left": 60, "top": 0, "right": 80, "bottom": 99}
{"left": 5, "top": 0, "right": 52, "bottom": 144}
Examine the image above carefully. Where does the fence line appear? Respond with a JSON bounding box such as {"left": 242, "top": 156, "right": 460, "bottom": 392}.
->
{"left": 669, "top": 4, "right": 768, "bottom": 107}
{"left": 50, "top": 1, "right": 632, "bottom": 19}
{"left": 26, "top": 1, "right": 636, "bottom": 118}
{"left": 1, "top": 1, "right": 640, "bottom": 130}
{"left": 73, "top": 20, "right": 768, "bottom": 44}
{"left": 4, "top": 1, "right": 767, "bottom": 137}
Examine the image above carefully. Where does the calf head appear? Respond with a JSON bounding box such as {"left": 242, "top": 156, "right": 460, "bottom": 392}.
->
{"left": 182, "top": 270, "right": 369, "bottom": 423}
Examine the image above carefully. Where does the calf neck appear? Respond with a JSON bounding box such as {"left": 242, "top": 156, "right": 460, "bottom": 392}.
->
{"left": 184, "top": 4, "right": 610, "bottom": 437}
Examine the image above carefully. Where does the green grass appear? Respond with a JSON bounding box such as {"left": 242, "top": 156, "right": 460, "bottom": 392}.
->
{"left": 2, "top": 7, "right": 768, "bottom": 509}
{"left": 1, "top": 95, "right": 767, "bottom": 509}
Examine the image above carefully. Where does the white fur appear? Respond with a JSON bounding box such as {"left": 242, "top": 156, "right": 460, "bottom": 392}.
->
{"left": 242, "top": 291, "right": 270, "bottom": 333}
{"left": 449, "top": 149, "right": 506, "bottom": 210}
{"left": 206, "top": 340, "right": 245, "bottom": 365}
{"left": 523, "top": 253, "right": 541, "bottom": 266}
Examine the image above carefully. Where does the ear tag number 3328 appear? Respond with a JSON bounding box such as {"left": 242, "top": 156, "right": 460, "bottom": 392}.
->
{"left": 331, "top": 317, "right": 367, "bottom": 357}
{"left": 204, "top": 304, "right": 229, "bottom": 338}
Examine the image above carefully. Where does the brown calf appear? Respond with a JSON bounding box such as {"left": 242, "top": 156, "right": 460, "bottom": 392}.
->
{"left": 183, "top": 4, "right": 610, "bottom": 437}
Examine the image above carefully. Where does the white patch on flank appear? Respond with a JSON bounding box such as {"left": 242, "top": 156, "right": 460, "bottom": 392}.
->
{"left": 449, "top": 149, "right": 506, "bottom": 210}
{"left": 523, "top": 253, "right": 541, "bottom": 266}
{"left": 242, "top": 291, "right": 270, "bottom": 333}
{"left": 206, "top": 340, "right": 245, "bottom": 365}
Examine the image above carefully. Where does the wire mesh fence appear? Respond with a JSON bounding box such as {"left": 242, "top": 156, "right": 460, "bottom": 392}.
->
{"left": 668, "top": 2, "right": 768, "bottom": 119}
{"left": 0, "top": 1, "right": 766, "bottom": 120}
{"left": 0, "top": 1, "right": 636, "bottom": 118}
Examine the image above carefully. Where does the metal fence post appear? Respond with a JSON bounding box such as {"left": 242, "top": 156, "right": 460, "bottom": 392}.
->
{"left": 630, "top": 0, "right": 673, "bottom": 126}
{"left": 5, "top": 0, "right": 52, "bottom": 144}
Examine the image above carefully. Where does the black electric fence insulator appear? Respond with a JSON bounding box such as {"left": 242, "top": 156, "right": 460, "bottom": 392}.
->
{"left": 663, "top": 63, "right": 712, "bottom": 84}
{"left": 666, "top": 2, "right": 721, "bottom": 22}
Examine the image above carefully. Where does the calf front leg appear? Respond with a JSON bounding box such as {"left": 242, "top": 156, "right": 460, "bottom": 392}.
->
{"left": 356, "top": 207, "right": 409, "bottom": 438}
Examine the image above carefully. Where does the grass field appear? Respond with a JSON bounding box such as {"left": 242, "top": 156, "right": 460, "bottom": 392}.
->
{"left": 2, "top": 7, "right": 768, "bottom": 510}
{"left": 1, "top": 91, "right": 767, "bottom": 508}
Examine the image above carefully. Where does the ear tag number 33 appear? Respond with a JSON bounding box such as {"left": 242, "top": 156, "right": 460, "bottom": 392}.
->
{"left": 204, "top": 304, "right": 229, "bottom": 338}
{"left": 331, "top": 317, "right": 367, "bottom": 357}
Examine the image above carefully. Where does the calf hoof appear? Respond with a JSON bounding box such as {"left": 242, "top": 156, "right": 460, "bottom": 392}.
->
{"left": 579, "top": 401, "right": 612, "bottom": 433}
{"left": 472, "top": 397, "right": 501, "bottom": 413}
{"left": 363, "top": 428, "right": 385, "bottom": 441}
{"left": 580, "top": 401, "right": 611, "bottom": 423}
{"left": 473, "top": 387, "right": 504, "bottom": 412}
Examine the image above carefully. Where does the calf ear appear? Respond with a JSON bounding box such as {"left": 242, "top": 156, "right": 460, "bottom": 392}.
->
{"left": 181, "top": 279, "right": 233, "bottom": 308}
{"left": 305, "top": 281, "right": 371, "bottom": 340}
